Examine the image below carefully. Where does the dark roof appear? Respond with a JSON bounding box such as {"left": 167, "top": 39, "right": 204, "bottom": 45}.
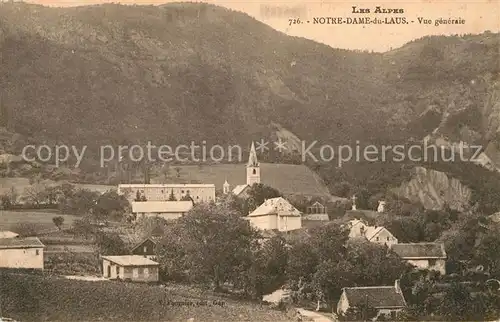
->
{"left": 0, "top": 237, "right": 45, "bottom": 249}
{"left": 391, "top": 243, "right": 446, "bottom": 259}
{"left": 343, "top": 286, "right": 406, "bottom": 308}
{"left": 130, "top": 237, "right": 159, "bottom": 253}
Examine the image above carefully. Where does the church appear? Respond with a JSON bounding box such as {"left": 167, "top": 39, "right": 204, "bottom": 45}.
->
{"left": 223, "top": 141, "right": 260, "bottom": 198}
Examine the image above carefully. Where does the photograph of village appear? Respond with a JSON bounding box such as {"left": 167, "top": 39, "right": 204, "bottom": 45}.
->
{"left": 0, "top": 0, "right": 499, "bottom": 321}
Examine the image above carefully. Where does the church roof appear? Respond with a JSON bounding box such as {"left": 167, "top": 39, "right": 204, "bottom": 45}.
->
{"left": 248, "top": 197, "right": 302, "bottom": 217}
{"left": 247, "top": 141, "right": 259, "bottom": 167}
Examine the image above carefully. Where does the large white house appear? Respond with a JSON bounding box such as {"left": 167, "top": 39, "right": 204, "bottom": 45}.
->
{"left": 131, "top": 200, "right": 194, "bottom": 220}
{"left": 0, "top": 237, "right": 45, "bottom": 269}
{"left": 246, "top": 197, "right": 302, "bottom": 232}
{"left": 118, "top": 183, "right": 215, "bottom": 203}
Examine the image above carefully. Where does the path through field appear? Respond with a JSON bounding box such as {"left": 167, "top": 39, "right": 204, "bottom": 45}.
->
{"left": 296, "top": 308, "right": 336, "bottom": 322}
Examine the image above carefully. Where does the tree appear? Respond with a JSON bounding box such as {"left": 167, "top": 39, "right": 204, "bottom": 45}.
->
{"left": 168, "top": 189, "right": 177, "bottom": 201}
{"left": 244, "top": 183, "right": 281, "bottom": 213}
{"left": 72, "top": 217, "right": 95, "bottom": 240}
{"left": 52, "top": 216, "right": 65, "bottom": 230}
{"left": 94, "top": 231, "right": 128, "bottom": 256}
{"left": 173, "top": 202, "right": 258, "bottom": 290}
{"left": 93, "top": 190, "right": 130, "bottom": 222}
{"left": 58, "top": 188, "right": 100, "bottom": 215}
{"left": 12, "top": 222, "right": 38, "bottom": 237}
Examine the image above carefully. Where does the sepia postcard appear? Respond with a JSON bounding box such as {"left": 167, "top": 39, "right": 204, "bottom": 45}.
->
{"left": 0, "top": 0, "right": 499, "bottom": 321}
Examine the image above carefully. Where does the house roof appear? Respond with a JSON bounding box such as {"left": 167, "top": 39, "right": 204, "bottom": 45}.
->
{"left": 248, "top": 197, "right": 302, "bottom": 217}
{"left": 364, "top": 226, "right": 393, "bottom": 241}
{"left": 130, "top": 237, "right": 159, "bottom": 253}
{"left": 232, "top": 184, "right": 249, "bottom": 196}
{"left": 101, "top": 255, "right": 159, "bottom": 266}
{"left": 0, "top": 237, "right": 44, "bottom": 249}
{"left": 310, "top": 201, "right": 325, "bottom": 209}
{"left": 131, "top": 201, "right": 193, "bottom": 214}
{"left": 391, "top": 243, "right": 446, "bottom": 259}
{"left": 342, "top": 286, "right": 406, "bottom": 309}
{"left": 0, "top": 231, "right": 19, "bottom": 238}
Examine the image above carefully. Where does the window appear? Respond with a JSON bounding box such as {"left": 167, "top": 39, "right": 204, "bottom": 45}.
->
{"left": 253, "top": 169, "right": 256, "bottom": 174}
{"left": 116, "top": 266, "right": 120, "bottom": 277}
{"left": 387, "top": 236, "right": 390, "bottom": 241}
{"left": 144, "top": 268, "right": 149, "bottom": 277}
{"left": 181, "top": 190, "right": 185, "bottom": 193}
{"left": 161, "top": 190, "right": 164, "bottom": 193}
{"left": 143, "top": 246, "right": 147, "bottom": 253}
{"left": 429, "top": 259, "right": 437, "bottom": 266}
{"left": 36, "top": 249, "right": 39, "bottom": 255}
{"left": 376, "top": 237, "right": 380, "bottom": 241}
{"left": 187, "top": 190, "right": 190, "bottom": 194}
{"left": 133, "top": 268, "right": 138, "bottom": 278}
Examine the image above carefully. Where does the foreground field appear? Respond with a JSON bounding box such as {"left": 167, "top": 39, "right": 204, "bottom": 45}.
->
{"left": 0, "top": 209, "right": 79, "bottom": 232}
{"left": 0, "top": 273, "right": 293, "bottom": 321}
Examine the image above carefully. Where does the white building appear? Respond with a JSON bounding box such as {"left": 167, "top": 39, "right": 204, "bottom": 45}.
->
{"left": 0, "top": 237, "right": 45, "bottom": 269}
{"left": 118, "top": 183, "right": 215, "bottom": 203}
{"left": 101, "top": 255, "right": 159, "bottom": 282}
{"left": 246, "top": 197, "right": 302, "bottom": 232}
{"left": 131, "top": 201, "right": 194, "bottom": 221}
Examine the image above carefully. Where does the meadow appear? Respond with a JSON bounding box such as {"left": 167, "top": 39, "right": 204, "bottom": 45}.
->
{"left": 0, "top": 209, "right": 79, "bottom": 232}
{"left": 0, "top": 177, "right": 115, "bottom": 197}
{"left": 0, "top": 273, "right": 293, "bottom": 321}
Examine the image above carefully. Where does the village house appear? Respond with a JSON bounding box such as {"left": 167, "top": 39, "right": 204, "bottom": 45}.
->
{"left": 337, "top": 280, "right": 407, "bottom": 320}
{"left": 131, "top": 200, "right": 194, "bottom": 221}
{"left": 347, "top": 219, "right": 398, "bottom": 247}
{"left": 303, "top": 201, "right": 329, "bottom": 221}
{"left": 0, "top": 237, "right": 45, "bottom": 269}
{"left": 246, "top": 197, "right": 302, "bottom": 232}
{"left": 391, "top": 243, "right": 447, "bottom": 275}
{"left": 0, "top": 231, "right": 19, "bottom": 238}
{"left": 130, "top": 237, "right": 159, "bottom": 261}
{"left": 101, "top": 255, "right": 159, "bottom": 282}
{"left": 364, "top": 226, "right": 398, "bottom": 247}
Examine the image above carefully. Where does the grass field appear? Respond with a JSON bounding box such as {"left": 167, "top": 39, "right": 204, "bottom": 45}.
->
{"left": 152, "top": 163, "right": 334, "bottom": 198}
{"left": 0, "top": 209, "right": 80, "bottom": 233}
{"left": 0, "top": 273, "right": 293, "bottom": 321}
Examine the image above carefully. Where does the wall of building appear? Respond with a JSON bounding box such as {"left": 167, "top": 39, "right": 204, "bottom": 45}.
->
{"left": 278, "top": 216, "right": 301, "bottom": 231}
{"left": 136, "top": 212, "right": 185, "bottom": 221}
{"left": 406, "top": 259, "right": 446, "bottom": 274}
{"left": 370, "top": 230, "right": 398, "bottom": 247}
{"left": 0, "top": 248, "right": 44, "bottom": 269}
{"left": 102, "top": 260, "right": 159, "bottom": 282}
{"left": 118, "top": 184, "right": 215, "bottom": 203}
{"left": 248, "top": 215, "right": 278, "bottom": 231}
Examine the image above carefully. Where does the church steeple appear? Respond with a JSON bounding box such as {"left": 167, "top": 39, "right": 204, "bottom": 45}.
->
{"left": 247, "top": 141, "right": 259, "bottom": 167}
{"left": 246, "top": 141, "right": 260, "bottom": 186}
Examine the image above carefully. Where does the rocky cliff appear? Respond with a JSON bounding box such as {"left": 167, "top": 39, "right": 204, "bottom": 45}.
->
{"left": 392, "top": 166, "right": 472, "bottom": 211}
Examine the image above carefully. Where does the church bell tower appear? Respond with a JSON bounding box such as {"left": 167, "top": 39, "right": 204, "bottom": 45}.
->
{"left": 246, "top": 141, "right": 260, "bottom": 186}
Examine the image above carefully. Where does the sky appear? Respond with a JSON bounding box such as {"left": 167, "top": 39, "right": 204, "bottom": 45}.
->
{"left": 23, "top": 0, "right": 500, "bottom": 52}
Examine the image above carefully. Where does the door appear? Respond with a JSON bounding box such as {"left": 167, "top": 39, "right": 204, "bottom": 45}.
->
{"left": 107, "top": 265, "right": 111, "bottom": 277}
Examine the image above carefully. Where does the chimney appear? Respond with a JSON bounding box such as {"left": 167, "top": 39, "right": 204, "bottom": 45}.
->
{"left": 395, "top": 279, "right": 401, "bottom": 294}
